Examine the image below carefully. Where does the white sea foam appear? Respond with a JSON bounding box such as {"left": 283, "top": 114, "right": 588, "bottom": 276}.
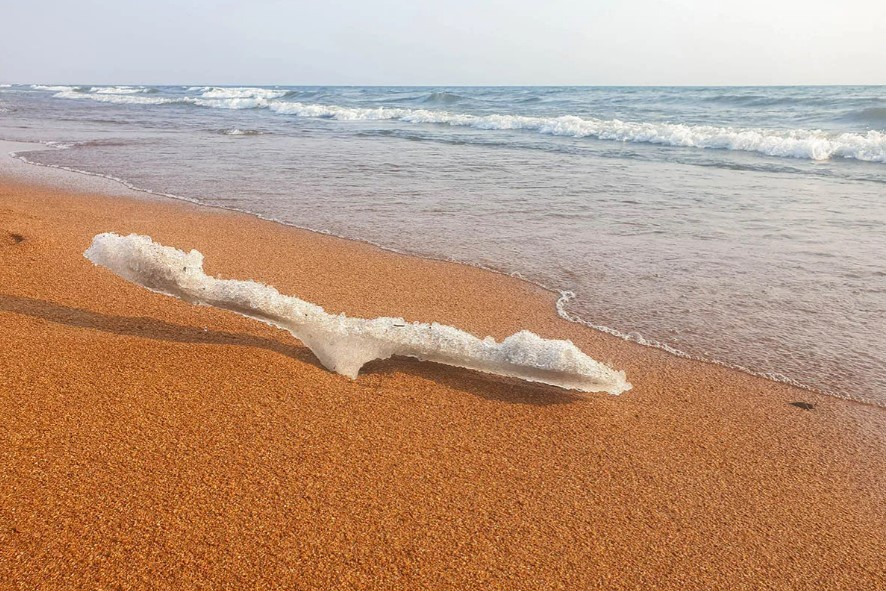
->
{"left": 32, "top": 84, "right": 77, "bottom": 92}
{"left": 53, "top": 90, "right": 188, "bottom": 106}
{"left": 57, "top": 90, "right": 278, "bottom": 109}
{"left": 200, "top": 87, "right": 288, "bottom": 100}
{"left": 192, "top": 87, "right": 289, "bottom": 110}
{"left": 269, "top": 102, "right": 409, "bottom": 120}
{"left": 268, "top": 103, "right": 886, "bottom": 163}
{"left": 90, "top": 86, "right": 151, "bottom": 95}
{"left": 46, "top": 87, "right": 886, "bottom": 162}
{"left": 84, "top": 233, "right": 631, "bottom": 394}
{"left": 194, "top": 97, "right": 271, "bottom": 110}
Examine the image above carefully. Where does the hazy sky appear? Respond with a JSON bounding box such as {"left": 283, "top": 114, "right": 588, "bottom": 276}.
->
{"left": 2, "top": 0, "right": 884, "bottom": 85}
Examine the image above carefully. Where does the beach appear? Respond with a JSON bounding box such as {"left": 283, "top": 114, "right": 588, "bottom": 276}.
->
{"left": 6, "top": 85, "right": 885, "bottom": 404}
{"left": 1, "top": 169, "right": 884, "bottom": 589}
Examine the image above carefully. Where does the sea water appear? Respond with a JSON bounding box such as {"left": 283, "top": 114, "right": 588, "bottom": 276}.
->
{"left": 1, "top": 85, "right": 883, "bottom": 404}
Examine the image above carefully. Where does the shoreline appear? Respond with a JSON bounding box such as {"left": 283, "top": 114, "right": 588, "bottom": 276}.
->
{"left": 1, "top": 167, "right": 885, "bottom": 587}
{"left": 2, "top": 139, "right": 868, "bottom": 408}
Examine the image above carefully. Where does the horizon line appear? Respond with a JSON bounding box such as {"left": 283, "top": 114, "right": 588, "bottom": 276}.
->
{"left": 8, "top": 82, "right": 886, "bottom": 88}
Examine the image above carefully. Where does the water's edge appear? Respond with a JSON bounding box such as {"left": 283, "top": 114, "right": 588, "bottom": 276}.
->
{"left": 5, "top": 139, "right": 879, "bottom": 409}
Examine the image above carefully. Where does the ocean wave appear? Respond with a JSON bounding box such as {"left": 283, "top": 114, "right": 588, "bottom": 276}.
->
{"left": 54, "top": 88, "right": 271, "bottom": 109}
{"left": 268, "top": 102, "right": 886, "bottom": 163}
{"left": 697, "top": 92, "right": 863, "bottom": 108}
{"left": 90, "top": 86, "right": 153, "bottom": 95}
{"left": 702, "top": 93, "right": 796, "bottom": 106}
{"left": 190, "top": 87, "right": 290, "bottom": 110}
{"left": 47, "top": 88, "right": 886, "bottom": 162}
{"left": 844, "top": 107, "right": 886, "bottom": 125}
{"left": 193, "top": 97, "right": 271, "bottom": 109}
{"left": 199, "top": 87, "right": 288, "bottom": 100}
{"left": 269, "top": 102, "right": 407, "bottom": 119}
{"left": 32, "top": 84, "right": 79, "bottom": 92}
{"left": 54, "top": 90, "right": 190, "bottom": 106}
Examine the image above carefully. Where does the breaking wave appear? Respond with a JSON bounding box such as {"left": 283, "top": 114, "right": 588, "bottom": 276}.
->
{"left": 267, "top": 102, "right": 886, "bottom": 162}
{"left": 46, "top": 88, "right": 886, "bottom": 162}
{"left": 53, "top": 90, "right": 186, "bottom": 106}
{"left": 193, "top": 97, "right": 271, "bottom": 109}
{"left": 189, "top": 87, "right": 290, "bottom": 109}
{"left": 32, "top": 84, "right": 80, "bottom": 92}
{"left": 200, "top": 87, "right": 288, "bottom": 100}
{"left": 90, "top": 86, "right": 154, "bottom": 95}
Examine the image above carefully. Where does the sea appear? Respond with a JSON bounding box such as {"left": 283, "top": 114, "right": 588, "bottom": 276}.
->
{"left": 1, "top": 84, "right": 884, "bottom": 405}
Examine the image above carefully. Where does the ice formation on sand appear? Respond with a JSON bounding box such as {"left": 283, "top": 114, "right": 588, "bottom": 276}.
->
{"left": 84, "top": 233, "right": 631, "bottom": 394}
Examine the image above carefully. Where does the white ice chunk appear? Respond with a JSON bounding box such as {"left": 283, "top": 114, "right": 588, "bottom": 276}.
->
{"left": 84, "top": 233, "right": 631, "bottom": 394}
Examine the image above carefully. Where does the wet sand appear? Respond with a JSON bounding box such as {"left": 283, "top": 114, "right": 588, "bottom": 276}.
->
{"left": 1, "top": 177, "right": 884, "bottom": 589}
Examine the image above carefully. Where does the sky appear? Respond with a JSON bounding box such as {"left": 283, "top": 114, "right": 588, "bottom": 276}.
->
{"left": 1, "top": 0, "right": 884, "bottom": 86}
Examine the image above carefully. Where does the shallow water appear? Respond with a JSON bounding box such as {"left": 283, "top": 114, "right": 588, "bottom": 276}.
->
{"left": 1, "top": 85, "right": 884, "bottom": 404}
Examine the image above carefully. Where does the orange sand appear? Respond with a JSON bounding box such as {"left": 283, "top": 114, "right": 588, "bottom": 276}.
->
{"left": 1, "top": 179, "right": 884, "bottom": 589}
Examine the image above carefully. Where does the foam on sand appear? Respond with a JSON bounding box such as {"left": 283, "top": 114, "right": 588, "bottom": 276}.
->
{"left": 84, "top": 233, "right": 631, "bottom": 394}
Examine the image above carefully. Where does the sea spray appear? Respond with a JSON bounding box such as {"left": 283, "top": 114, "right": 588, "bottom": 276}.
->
{"left": 84, "top": 233, "right": 631, "bottom": 394}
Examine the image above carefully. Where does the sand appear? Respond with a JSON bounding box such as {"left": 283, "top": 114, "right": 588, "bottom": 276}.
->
{"left": 1, "top": 177, "right": 884, "bottom": 590}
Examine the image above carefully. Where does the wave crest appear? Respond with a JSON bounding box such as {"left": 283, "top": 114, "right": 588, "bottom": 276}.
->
{"left": 54, "top": 90, "right": 187, "bottom": 106}
{"left": 32, "top": 84, "right": 79, "bottom": 92}
{"left": 47, "top": 89, "right": 886, "bottom": 163}
{"left": 199, "top": 87, "right": 288, "bottom": 100}
{"left": 268, "top": 102, "right": 886, "bottom": 163}
{"left": 90, "top": 86, "right": 153, "bottom": 95}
